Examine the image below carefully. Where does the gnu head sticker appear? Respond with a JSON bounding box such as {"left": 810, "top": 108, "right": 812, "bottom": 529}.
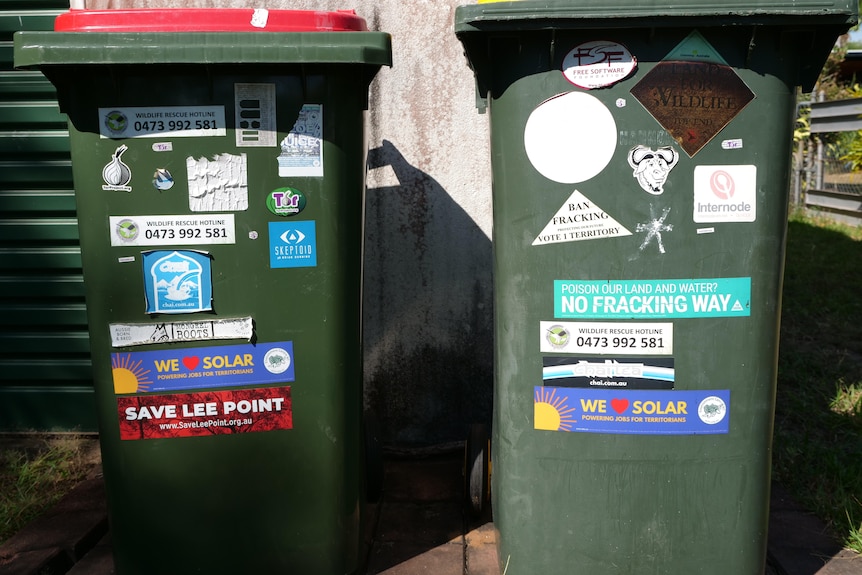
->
{"left": 628, "top": 145, "right": 679, "bottom": 195}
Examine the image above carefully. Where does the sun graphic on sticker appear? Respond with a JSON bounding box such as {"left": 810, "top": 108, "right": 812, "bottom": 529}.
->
{"left": 111, "top": 354, "right": 153, "bottom": 394}
{"left": 534, "top": 387, "right": 576, "bottom": 432}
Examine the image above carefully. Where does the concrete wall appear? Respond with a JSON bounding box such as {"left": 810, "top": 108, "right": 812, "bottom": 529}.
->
{"left": 88, "top": 0, "right": 494, "bottom": 446}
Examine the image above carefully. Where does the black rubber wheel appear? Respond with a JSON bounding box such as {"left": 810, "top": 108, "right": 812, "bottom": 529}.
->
{"left": 464, "top": 423, "right": 491, "bottom": 516}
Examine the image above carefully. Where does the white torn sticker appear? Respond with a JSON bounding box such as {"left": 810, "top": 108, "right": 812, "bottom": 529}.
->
{"left": 251, "top": 9, "right": 269, "bottom": 28}
{"left": 187, "top": 153, "right": 249, "bottom": 212}
{"left": 533, "top": 189, "right": 631, "bottom": 246}
{"left": 109, "top": 317, "right": 253, "bottom": 347}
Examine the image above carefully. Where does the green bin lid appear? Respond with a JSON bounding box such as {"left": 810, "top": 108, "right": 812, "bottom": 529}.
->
{"left": 455, "top": 0, "right": 857, "bottom": 30}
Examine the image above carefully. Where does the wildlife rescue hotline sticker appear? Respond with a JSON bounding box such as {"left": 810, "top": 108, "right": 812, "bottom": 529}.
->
{"left": 562, "top": 40, "right": 637, "bottom": 89}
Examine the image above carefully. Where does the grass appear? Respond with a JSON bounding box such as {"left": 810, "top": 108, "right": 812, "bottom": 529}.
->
{"left": 774, "top": 208, "right": 862, "bottom": 553}
{"left": 0, "top": 435, "right": 99, "bottom": 546}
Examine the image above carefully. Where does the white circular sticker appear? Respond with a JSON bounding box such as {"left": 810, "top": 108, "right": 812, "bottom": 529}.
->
{"left": 263, "top": 347, "right": 291, "bottom": 374}
{"left": 524, "top": 92, "right": 617, "bottom": 184}
{"left": 698, "top": 396, "right": 728, "bottom": 425}
{"left": 562, "top": 41, "right": 637, "bottom": 89}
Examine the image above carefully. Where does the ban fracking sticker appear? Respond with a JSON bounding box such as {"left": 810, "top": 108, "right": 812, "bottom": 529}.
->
{"left": 533, "top": 189, "right": 631, "bottom": 246}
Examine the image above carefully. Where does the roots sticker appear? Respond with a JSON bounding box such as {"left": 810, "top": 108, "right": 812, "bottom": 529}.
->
{"left": 562, "top": 41, "right": 637, "bottom": 89}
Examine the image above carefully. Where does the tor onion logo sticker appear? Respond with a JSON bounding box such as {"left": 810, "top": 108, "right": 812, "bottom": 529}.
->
{"left": 266, "top": 187, "right": 307, "bottom": 217}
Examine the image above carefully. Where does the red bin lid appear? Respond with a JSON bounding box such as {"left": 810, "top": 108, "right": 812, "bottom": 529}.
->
{"left": 54, "top": 8, "right": 369, "bottom": 32}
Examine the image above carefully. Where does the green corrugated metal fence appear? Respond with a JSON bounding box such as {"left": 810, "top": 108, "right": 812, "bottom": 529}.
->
{"left": 0, "top": 0, "right": 96, "bottom": 432}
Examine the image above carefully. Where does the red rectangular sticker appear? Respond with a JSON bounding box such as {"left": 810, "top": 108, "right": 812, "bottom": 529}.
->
{"left": 117, "top": 386, "right": 292, "bottom": 441}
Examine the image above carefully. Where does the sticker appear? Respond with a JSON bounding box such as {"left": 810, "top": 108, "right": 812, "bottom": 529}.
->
{"left": 629, "top": 32, "right": 754, "bottom": 157}
{"left": 266, "top": 187, "right": 307, "bottom": 217}
{"left": 249, "top": 231, "right": 259, "bottom": 240}
{"left": 235, "top": 83, "right": 277, "bottom": 147}
{"left": 628, "top": 145, "right": 679, "bottom": 195}
{"left": 524, "top": 92, "right": 617, "bottom": 184}
{"left": 278, "top": 104, "right": 323, "bottom": 177}
{"left": 697, "top": 227, "right": 715, "bottom": 234}
{"left": 99, "top": 106, "right": 226, "bottom": 139}
{"left": 117, "top": 386, "right": 292, "bottom": 441}
{"left": 109, "top": 215, "right": 236, "bottom": 247}
{"left": 142, "top": 250, "right": 213, "bottom": 314}
{"left": 562, "top": 41, "right": 637, "bottom": 89}
{"left": 543, "top": 357, "right": 675, "bottom": 390}
{"left": 693, "top": 165, "right": 756, "bottom": 223}
{"left": 534, "top": 387, "right": 729, "bottom": 434}
{"left": 186, "top": 153, "right": 248, "bottom": 212}
{"left": 554, "top": 277, "right": 751, "bottom": 319}
{"left": 721, "top": 138, "right": 743, "bottom": 150}
{"left": 540, "top": 321, "right": 673, "bottom": 354}
{"left": 664, "top": 30, "right": 728, "bottom": 65}
{"left": 269, "top": 221, "right": 317, "bottom": 268}
{"left": 616, "top": 98, "right": 626, "bottom": 108}
{"left": 533, "top": 189, "right": 632, "bottom": 246}
{"left": 118, "top": 256, "right": 135, "bottom": 263}
{"left": 110, "top": 341, "right": 294, "bottom": 394}
{"left": 250, "top": 8, "right": 269, "bottom": 28}
{"left": 635, "top": 204, "right": 673, "bottom": 255}
{"left": 102, "top": 145, "right": 132, "bottom": 192}
{"left": 109, "top": 317, "right": 253, "bottom": 347}
{"left": 153, "top": 169, "right": 174, "bottom": 191}
{"left": 152, "top": 142, "right": 173, "bottom": 152}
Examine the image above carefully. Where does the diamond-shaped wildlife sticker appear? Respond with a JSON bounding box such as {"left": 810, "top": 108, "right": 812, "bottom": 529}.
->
{"left": 630, "top": 61, "right": 754, "bottom": 157}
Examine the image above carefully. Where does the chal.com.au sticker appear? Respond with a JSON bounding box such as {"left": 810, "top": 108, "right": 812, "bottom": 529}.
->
{"left": 534, "top": 387, "right": 729, "bottom": 435}
{"left": 111, "top": 341, "right": 294, "bottom": 394}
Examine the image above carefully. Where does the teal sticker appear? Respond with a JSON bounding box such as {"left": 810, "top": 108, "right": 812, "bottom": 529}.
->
{"left": 554, "top": 277, "right": 750, "bottom": 319}
{"left": 266, "top": 187, "right": 307, "bottom": 217}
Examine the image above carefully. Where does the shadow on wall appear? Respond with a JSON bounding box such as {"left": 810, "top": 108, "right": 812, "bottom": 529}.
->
{"left": 364, "top": 140, "right": 493, "bottom": 447}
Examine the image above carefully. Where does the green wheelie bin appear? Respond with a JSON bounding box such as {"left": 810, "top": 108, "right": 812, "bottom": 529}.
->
{"left": 14, "top": 8, "right": 390, "bottom": 574}
{"left": 455, "top": 1, "right": 855, "bottom": 573}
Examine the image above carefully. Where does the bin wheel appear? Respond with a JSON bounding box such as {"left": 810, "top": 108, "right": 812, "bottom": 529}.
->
{"left": 464, "top": 423, "right": 491, "bottom": 516}
{"left": 365, "top": 412, "right": 384, "bottom": 503}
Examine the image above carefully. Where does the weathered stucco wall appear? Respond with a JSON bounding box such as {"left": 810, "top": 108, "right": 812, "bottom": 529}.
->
{"left": 87, "top": 0, "right": 494, "bottom": 445}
